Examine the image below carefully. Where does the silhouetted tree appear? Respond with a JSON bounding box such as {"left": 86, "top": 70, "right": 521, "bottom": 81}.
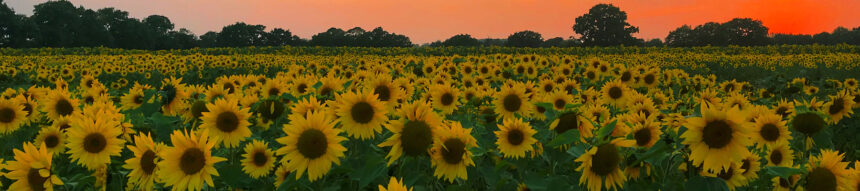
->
{"left": 0, "top": 0, "right": 39, "bottom": 47}
{"left": 573, "top": 4, "right": 639, "bottom": 46}
{"left": 31, "top": 1, "right": 80, "bottom": 47}
{"left": 721, "top": 18, "right": 769, "bottom": 46}
{"left": 665, "top": 25, "right": 696, "bottom": 47}
{"left": 692, "top": 22, "right": 725, "bottom": 46}
{"left": 506, "top": 30, "right": 543, "bottom": 47}
{"left": 215, "top": 22, "right": 266, "bottom": 47}
{"left": 442, "top": 34, "right": 480, "bottom": 46}
{"left": 772, "top": 34, "right": 814, "bottom": 45}
{"left": 311, "top": 28, "right": 348, "bottom": 46}
{"left": 198, "top": 31, "right": 218, "bottom": 48}
{"left": 264, "top": 28, "right": 294, "bottom": 46}
{"left": 644, "top": 38, "right": 663, "bottom": 47}
{"left": 541, "top": 37, "right": 566, "bottom": 47}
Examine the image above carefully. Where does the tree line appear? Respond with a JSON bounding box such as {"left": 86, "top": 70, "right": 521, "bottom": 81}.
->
{"left": 1, "top": 1, "right": 859, "bottom": 49}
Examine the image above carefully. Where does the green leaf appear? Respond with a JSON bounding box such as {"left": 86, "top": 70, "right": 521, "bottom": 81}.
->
{"left": 764, "top": 166, "right": 804, "bottom": 179}
{"left": 633, "top": 141, "right": 672, "bottom": 165}
{"left": 812, "top": 127, "right": 833, "bottom": 149}
{"left": 276, "top": 172, "right": 298, "bottom": 191}
{"left": 566, "top": 144, "right": 587, "bottom": 157}
{"left": 535, "top": 102, "right": 553, "bottom": 112}
{"left": 312, "top": 81, "right": 323, "bottom": 89}
{"left": 547, "top": 128, "right": 580, "bottom": 147}
{"left": 596, "top": 120, "right": 617, "bottom": 141}
{"left": 349, "top": 153, "right": 387, "bottom": 188}
{"left": 523, "top": 172, "right": 549, "bottom": 191}
{"left": 220, "top": 163, "right": 250, "bottom": 188}
{"left": 685, "top": 176, "right": 730, "bottom": 191}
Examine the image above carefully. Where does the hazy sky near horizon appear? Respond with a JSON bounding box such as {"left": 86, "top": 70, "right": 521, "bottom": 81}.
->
{"left": 8, "top": 0, "right": 860, "bottom": 44}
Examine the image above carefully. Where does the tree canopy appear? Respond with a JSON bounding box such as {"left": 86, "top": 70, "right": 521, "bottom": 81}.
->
{"left": 573, "top": 4, "right": 640, "bottom": 46}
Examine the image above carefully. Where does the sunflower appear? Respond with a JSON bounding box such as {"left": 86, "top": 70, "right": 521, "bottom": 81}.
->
{"left": 822, "top": 90, "right": 855, "bottom": 124}
{"left": 629, "top": 115, "right": 662, "bottom": 148}
{"left": 550, "top": 112, "right": 595, "bottom": 140}
{"left": 766, "top": 142, "right": 794, "bottom": 167}
{"left": 575, "top": 138, "right": 635, "bottom": 191}
{"left": 430, "top": 84, "right": 461, "bottom": 115}
{"left": 601, "top": 80, "right": 631, "bottom": 108}
{"left": 261, "top": 80, "right": 287, "bottom": 98}
{"left": 738, "top": 152, "right": 761, "bottom": 184}
{"left": 255, "top": 99, "right": 287, "bottom": 130}
{"left": 276, "top": 111, "right": 347, "bottom": 182}
{"left": 160, "top": 77, "right": 188, "bottom": 116}
{"left": 290, "top": 76, "right": 315, "bottom": 96}
{"left": 379, "top": 177, "right": 412, "bottom": 191}
{"left": 200, "top": 98, "right": 252, "bottom": 148}
{"left": 157, "top": 129, "right": 226, "bottom": 191}
{"left": 11, "top": 95, "right": 39, "bottom": 125}
{"left": 0, "top": 98, "right": 27, "bottom": 134}
{"left": 751, "top": 113, "right": 791, "bottom": 149}
{"left": 546, "top": 90, "right": 573, "bottom": 111}
{"left": 119, "top": 86, "right": 147, "bottom": 111}
{"left": 772, "top": 175, "right": 800, "bottom": 191}
{"left": 494, "top": 83, "right": 532, "bottom": 120}
{"left": 35, "top": 125, "right": 66, "bottom": 156}
{"left": 273, "top": 165, "right": 291, "bottom": 188}
{"left": 365, "top": 75, "right": 404, "bottom": 109}
{"left": 42, "top": 89, "right": 79, "bottom": 121}
{"left": 378, "top": 101, "right": 442, "bottom": 165}
{"left": 67, "top": 110, "right": 126, "bottom": 170}
{"left": 705, "top": 160, "right": 748, "bottom": 191}
{"left": 288, "top": 97, "right": 325, "bottom": 120}
{"left": 494, "top": 117, "right": 537, "bottom": 159}
{"left": 681, "top": 105, "right": 751, "bottom": 172}
{"left": 241, "top": 140, "right": 276, "bottom": 178}
{"left": 5, "top": 143, "right": 64, "bottom": 191}
{"left": 791, "top": 111, "right": 827, "bottom": 136}
{"left": 334, "top": 90, "right": 388, "bottom": 140}
{"left": 430, "top": 121, "right": 477, "bottom": 182}
{"left": 804, "top": 150, "right": 850, "bottom": 191}
{"left": 123, "top": 133, "right": 164, "bottom": 191}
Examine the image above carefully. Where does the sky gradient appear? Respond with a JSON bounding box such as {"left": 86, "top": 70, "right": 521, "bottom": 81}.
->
{"left": 9, "top": 0, "right": 860, "bottom": 44}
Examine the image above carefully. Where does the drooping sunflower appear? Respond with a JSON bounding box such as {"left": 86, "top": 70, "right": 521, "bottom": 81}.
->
{"left": 42, "top": 89, "right": 79, "bottom": 121}
{"left": 160, "top": 77, "right": 188, "bottom": 116}
{"left": 334, "top": 90, "right": 388, "bottom": 140}
{"left": 766, "top": 141, "right": 794, "bottom": 167}
{"left": 681, "top": 105, "right": 752, "bottom": 172}
{"left": 430, "top": 84, "right": 461, "bottom": 115}
{"left": 804, "top": 150, "right": 850, "bottom": 191}
{"left": 705, "top": 160, "right": 748, "bottom": 191}
{"left": 255, "top": 99, "right": 287, "bottom": 130}
{"left": 0, "top": 98, "right": 27, "bottom": 134}
{"left": 601, "top": 80, "right": 631, "bottom": 108}
{"left": 430, "top": 121, "right": 477, "bottom": 182}
{"left": 494, "top": 83, "right": 532, "bottom": 120}
{"left": 67, "top": 110, "right": 126, "bottom": 170}
{"left": 378, "top": 177, "right": 412, "bottom": 191}
{"left": 822, "top": 90, "right": 855, "bottom": 124}
{"left": 378, "top": 101, "right": 442, "bottom": 165}
{"left": 276, "top": 111, "right": 347, "bottom": 182}
{"left": 35, "top": 125, "right": 66, "bottom": 156}
{"left": 123, "top": 132, "right": 164, "bottom": 191}
{"left": 575, "top": 138, "right": 635, "bottom": 191}
{"left": 157, "top": 129, "right": 226, "bottom": 191}
{"left": 5, "top": 143, "right": 64, "bottom": 191}
{"left": 200, "top": 98, "right": 252, "bottom": 148}
{"left": 751, "top": 113, "right": 791, "bottom": 148}
{"left": 241, "top": 140, "right": 276, "bottom": 178}
{"left": 494, "top": 117, "right": 537, "bottom": 159}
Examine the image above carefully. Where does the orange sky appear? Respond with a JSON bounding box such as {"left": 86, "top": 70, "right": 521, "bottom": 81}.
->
{"left": 9, "top": 0, "right": 860, "bottom": 43}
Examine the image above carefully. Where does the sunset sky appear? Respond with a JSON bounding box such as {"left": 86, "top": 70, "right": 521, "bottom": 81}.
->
{"left": 8, "top": 0, "right": 860, "bottom": 44}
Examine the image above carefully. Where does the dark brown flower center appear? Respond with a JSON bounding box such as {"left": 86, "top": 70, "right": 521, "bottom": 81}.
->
{"left": 253, "top": 150, "right": 268, "bottom": 167}
{"left": 141, "top": 150, "right": 157, "bottom": 174}
{"left": 828, "top": 98, "right": 844, "bottom": 115}
{"left": 216, "top": 111, "right": 240, "bottom": 133}
{"left": 717, "top": 167, "right": 734, "bottom": 180}
{"left": 28, "top": 167, "right": 48, "bottom": 191}
{"left": 297, "top": 84, "right": 308, "bottom": 94}
{"left": 350, "top": 102, "right": 374, "bottom": 124}
{"left": 760, "top": 123, "right": 781, "bottom": 142}
{"left": 503, "top": 94, "right": 522, "bottom": 112}
{"left": 55, "top": 98, "right": 74, "bottom": 117}
{"left": 806, "top": 167, "right": 836, "bottom": 191}
{"left": 608, "top": 87, "right": 623, "bottom": 99}
{"left": 555, "top": 112, "right": 579, "bottom": 134}
{"left": 441, "top": 93, "right": 454, "bottom": 106}
{"left": 702, "top": 120, "right": 733, "bottom": 149}
{"left": 590, "top": 144, "right": 620, "bottom": 176}
{"left": 441, "top": 139, "right": 466, "bottom": 164}
{"left": 634, "top": 128, "right": 652, "bottom": 147}
{"left": 507, "top": 129, "right": 525, "bottom": 146}
{"left": 0, "top": 107, "right": 15, "bottom": 123}
{"left": 83, "top": 133, "right": 107, "bottom": 153}
{"left": 297, "top": 129, "right": 328, "bottom": 159}
{"left": 374, "top": 85, "right": 391, "bottom": 101}
{"left": 770, "top": 149, "right": 783, "bottom": 165}
{"left": 554, "top": 99, "right": 566, "bottom": 109}
{"left": 44, "top": 134, "right": 59, "bottom": 148}
{"left": 180, "top": 148, "right": 206, "bottom": 175}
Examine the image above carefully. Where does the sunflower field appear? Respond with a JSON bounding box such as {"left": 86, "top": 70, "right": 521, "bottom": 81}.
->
{"left": 0, "top": 45, "right": 859, "bottom": 191}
